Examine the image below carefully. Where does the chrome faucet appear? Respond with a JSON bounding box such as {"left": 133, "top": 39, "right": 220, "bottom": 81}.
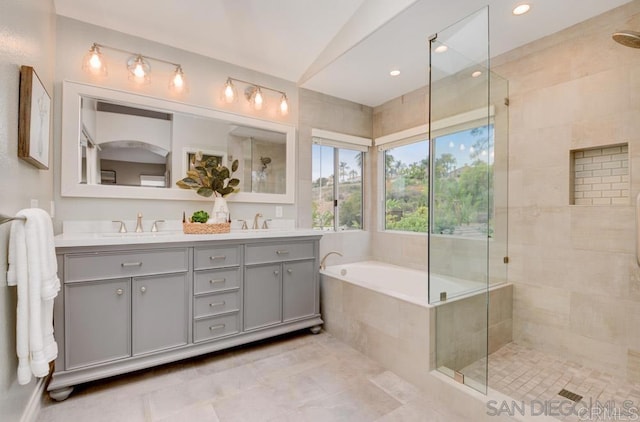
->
{"left": 320, "top": 251, "right": 343, "bottom": 270}
{"left": 252, "top": 213, "right": 262, "bottom": 230}
{"left": 135, "top": 212, "right": 143, "bottom": 233}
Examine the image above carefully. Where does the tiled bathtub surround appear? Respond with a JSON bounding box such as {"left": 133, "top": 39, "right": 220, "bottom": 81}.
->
{"left": 319, "top": 267, "right": 513, "bottom": 390}
{"left": 571, "top": 144, "right": 629, "bottom": 205}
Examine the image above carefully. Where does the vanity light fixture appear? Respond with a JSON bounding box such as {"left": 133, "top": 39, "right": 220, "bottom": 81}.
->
{"left": 82, "top": 42, "right": 187, "bottom": 93}
{"left": 512, "top": 4, "right": 531, "bottom": 15}
{"left": 224, "top": 77, "right": 289, "bottom": 115}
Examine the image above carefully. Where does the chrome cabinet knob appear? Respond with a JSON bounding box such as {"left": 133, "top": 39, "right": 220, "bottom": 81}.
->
{"left": 287, "top": 268, "right": 293, "bottom": 274}
{"left": 274, "top": 270, "right": 279, "bottom": 276}
{"left": 140, "top": 286, "right": 147, "bottom": 293}
{"left": 116, "top": 288, "right": 124, "bottom": 295}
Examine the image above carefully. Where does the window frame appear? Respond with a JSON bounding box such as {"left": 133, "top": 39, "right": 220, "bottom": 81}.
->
{"left": 311, "top": 129, "right": 371, "bottom": 232}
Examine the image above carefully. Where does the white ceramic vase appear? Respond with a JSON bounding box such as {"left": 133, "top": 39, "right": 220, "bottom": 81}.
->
{"left": 211, "top": 196, "right": 229, "bottom": 224}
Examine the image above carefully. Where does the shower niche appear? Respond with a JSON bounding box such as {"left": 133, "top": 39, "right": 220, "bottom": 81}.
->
{"left": 570, "top": 143, "right": 629, "bottom": 205}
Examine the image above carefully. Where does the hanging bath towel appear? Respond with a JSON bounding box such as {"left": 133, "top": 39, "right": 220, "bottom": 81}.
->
{"left": 7, "top": 208, "right": 60, "bottom": 385}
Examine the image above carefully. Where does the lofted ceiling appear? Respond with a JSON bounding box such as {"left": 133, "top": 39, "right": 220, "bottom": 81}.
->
{"left": 54, "top": 0, "right": 633, "bottom": 107}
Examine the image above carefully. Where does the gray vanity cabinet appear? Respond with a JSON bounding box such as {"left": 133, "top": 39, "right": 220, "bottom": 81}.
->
{"left": 244, "top": 240, "right": 318, "bottom": 331}
{"left": 132, "top": 273, "right": 189, "bottom": 355}
{"left": 282, "top": 260, "right": 317, "bottom": 322}
{"left": 51, "top": 235, "right": 322, "bottom": 402}
{"left": 64, "top": 278, "right": 131, "bottom": 369}
{"left": 244, "top": 264, "right": 283, "bottom": 330}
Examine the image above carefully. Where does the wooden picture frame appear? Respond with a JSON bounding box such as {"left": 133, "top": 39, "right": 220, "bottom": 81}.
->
{"left": 18, "top": 66, "right": 51, "bottom": 169}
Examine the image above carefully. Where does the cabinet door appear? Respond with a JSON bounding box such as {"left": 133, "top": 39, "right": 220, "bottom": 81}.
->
{"left": 244, "top": 264, "right": 282, "bottom": 330}
{"left": 133, "top": 273, "right": 189, "bottom": 355}
{"left": 283, "top": 260, "right": 317, "bottom": 322}
{"left": 65, "top": 278, "right": 131, "bottom": 370}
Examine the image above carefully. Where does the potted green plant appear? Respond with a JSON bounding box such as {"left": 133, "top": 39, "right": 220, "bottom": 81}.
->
{"left": 176, "top": 153, "right": 240, "bottom": 223}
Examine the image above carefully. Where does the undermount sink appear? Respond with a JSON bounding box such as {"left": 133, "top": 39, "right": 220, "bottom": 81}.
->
{"left": 100, "top": 231, "right": 176, "bottom": 238}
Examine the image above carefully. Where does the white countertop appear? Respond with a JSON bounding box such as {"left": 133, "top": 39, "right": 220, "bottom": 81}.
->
{"left": 55, "top": 219, "right": 321, "bottom": 248}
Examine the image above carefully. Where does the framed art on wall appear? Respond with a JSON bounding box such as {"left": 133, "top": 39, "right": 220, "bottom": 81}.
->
{"left": 18, "top": 65, "right": 51, "bottom": 169}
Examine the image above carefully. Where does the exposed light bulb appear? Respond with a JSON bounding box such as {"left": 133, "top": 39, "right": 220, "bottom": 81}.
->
{"left": 127, "top": 55, "right": 150, "bottom": 84}
{"left": 224, "top": 79, "right": 235, "bottom": 103}
{"left": 253, "top": 87, "right": 264, "bottom": 110}
{"left": 89, "top": 52, "right": 102, "bottom": 69}
{"left": 169, "top": 65, "right": 186, "bottom": 94}
{"left": 471, "top": 70, "right": 482, "bottom": 78}
{"left": 82, "top": 43, "right": 107, "bottom": 76}
{"left": 389, "top": 69, "right": 401, "bottom": 76}
{"left": 279, "top": 94, "right": 289, "bottom": 115}
{"left": 134, "top": 61, "right": 145, "bottom": 78}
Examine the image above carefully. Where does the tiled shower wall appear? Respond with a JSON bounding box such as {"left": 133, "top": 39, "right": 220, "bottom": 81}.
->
{"left": 492, "top": 0, "right": 640, "bottom": 381}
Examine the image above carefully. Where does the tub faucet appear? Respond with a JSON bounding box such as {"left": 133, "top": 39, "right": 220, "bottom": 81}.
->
{"left": 320, "top": 251, "right": 343, "bottom": 270}
{"left": 135, "top": 212, "right": 143, "bottom": 233}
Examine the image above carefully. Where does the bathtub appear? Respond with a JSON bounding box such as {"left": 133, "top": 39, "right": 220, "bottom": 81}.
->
{"left": 321, "top": 260, "right": 486, "bottom": 306}
{"left": 319, "top": 260, "right": 512, "bottom": 391}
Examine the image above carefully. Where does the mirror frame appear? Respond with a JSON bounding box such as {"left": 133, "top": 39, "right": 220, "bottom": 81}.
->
{"left": 61, "top": 81, "right": 296, "bottom": 203}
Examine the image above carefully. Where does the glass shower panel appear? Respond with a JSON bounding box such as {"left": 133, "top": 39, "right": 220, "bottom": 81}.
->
{"left": 429, "top": 6, "right": 493, "bottom": 395}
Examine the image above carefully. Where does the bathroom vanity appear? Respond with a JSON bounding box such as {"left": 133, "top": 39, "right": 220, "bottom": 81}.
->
{"left": 49, "top": 230, "right": 322, "bottom": 401}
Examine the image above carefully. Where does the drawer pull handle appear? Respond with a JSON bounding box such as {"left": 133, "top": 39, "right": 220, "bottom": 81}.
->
{"left": 209, "top": 278, "right": 226, "bottom": 284}
{"left": 140, "top": 286, "right": 147, "bottom": 293}
{"left": 209, "top": 255, "right": 226, "bottom": 261}
{"left": 209, "top": 301, "right": 226, "bottom": 307}
{"left": 274, "top": 270, "right": 279, "bottom": 276}
{"left": 121, "top": 262, "right": 142, "bottom": 267}
{"left": 209, "top": 324, "right": 225, "bottom": 331}
{"left": 287, "top": 268, "right": 293, "bottom": 274}
{"left": 116, "top": 288, "right": 124, "bottom": 296}
{"left": 276, "top": 250, "right": 289, "bottom": 255}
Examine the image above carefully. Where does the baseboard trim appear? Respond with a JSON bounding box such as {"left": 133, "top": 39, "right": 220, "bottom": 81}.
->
{"left": 20, "top": 377, "right": 46, "bottom": 422}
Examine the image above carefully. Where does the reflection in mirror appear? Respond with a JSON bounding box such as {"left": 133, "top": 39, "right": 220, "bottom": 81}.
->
{"left": 80, "top": 98, "right": 171, "bottom": 187}
{"left": 228, "top": 126, "right": 286, "bottom": 195}
{"left": 63, "top": 81, "right": 296, "bottom": 203}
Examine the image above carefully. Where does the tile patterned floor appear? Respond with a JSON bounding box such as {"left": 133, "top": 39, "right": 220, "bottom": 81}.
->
{"left": 38, "top": 331, "right": 466, "bottom": 422}
{"left": 462, "top": 342, "right": 640, "bottom": 422}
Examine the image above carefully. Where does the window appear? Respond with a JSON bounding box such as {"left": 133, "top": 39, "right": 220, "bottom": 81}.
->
{"left": 377, "top": 108, "right": 495, "bottom": 236}
{"left": 311, "top": 130, "right": 369, "bottom": 231}
{"left": 432, "top": 125, "right": 493, "bottom": 237}
{"left": 382, "top": 140, "right": 429, "bottom": 232}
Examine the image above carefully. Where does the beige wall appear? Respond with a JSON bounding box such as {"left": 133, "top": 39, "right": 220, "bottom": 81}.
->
{"left": 298, "top": 89, "right": 373, "bottom": 262}
{"left": 492, "top": 0, "right": 640, "bottom": 380}
{"left": 54, "top": 17, "right": 299, "bottom": 227}
{"left": 0, "top": 0, "right": 56, "bottom": 419}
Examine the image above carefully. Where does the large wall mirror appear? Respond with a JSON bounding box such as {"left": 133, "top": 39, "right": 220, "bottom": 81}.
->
{"left": 61, "top": 81, "right": 296, "bottom": 203}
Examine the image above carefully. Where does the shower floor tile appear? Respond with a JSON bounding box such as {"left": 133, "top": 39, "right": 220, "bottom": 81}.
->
{"left": 461, "top": 342, "right": 640, "bottom": 421}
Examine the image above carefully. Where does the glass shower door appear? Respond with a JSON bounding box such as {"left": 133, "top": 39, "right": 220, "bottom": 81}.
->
{"left": 428, "top": 6, "right": 508, "bottom": 394}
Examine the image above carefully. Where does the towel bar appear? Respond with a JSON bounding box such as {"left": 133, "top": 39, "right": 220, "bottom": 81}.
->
{"left": 0, "top": 214, "right": 27, "bottom": 226}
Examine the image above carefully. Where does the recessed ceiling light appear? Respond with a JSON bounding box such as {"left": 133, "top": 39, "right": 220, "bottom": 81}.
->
{"left": 512, "top": 4, "right": 530, "bottom": 15}
{"left": 471, "top": 70, "right": 482, "bottom": 78}
{"left": 434, "top": 45, "right": 448, "bottom": 53}
{"left": 390, "top": 69, "right": 401, "bottom": 76}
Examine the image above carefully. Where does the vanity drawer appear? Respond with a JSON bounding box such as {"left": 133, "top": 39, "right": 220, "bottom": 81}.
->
{"left": 194, "top": 313, "right": 240, "bottom": 343}
{"left": 65, "top": 249, "right": 189, "bottom": 282}
{"left": 194, "top": 245, "right": 240, "bottom": 270}
{"left": 194, "top": 268, "right": 241, "bottom": 294}
{"left": 245, "top": 241, "right": 315, "bottom": 264}
{"left": 194, "top": 291, "right": 240, "bottom": 318}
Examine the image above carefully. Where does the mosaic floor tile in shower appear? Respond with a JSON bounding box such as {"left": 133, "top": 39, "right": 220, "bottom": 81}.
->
{"left": 461, "top": 342, "right": 640, "bottom": 422}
